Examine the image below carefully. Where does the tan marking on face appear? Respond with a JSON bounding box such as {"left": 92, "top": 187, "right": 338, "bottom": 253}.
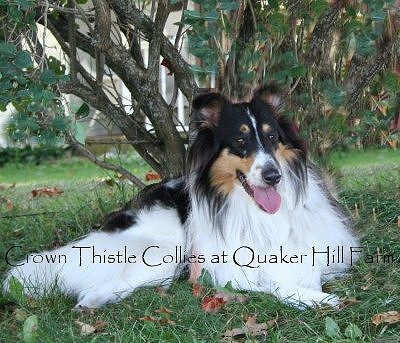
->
{"left": 210, "top": 149, "right": 255, "bottom": 195}
{"left": 240, "top": 124, "right": 250, "bottom": 133}
{"left": 276, "top": 143, "right": 298, "bottom": 163}
{"left": 262, "top": 123, "right": 271, "bottom": 133}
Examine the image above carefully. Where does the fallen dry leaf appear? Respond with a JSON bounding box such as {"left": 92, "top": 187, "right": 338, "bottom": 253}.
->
{"left": 192, "top": 283, "right": 205, "bottom": 297}
{"left": 32, "top": 187, "right": 64, "bottom": 198}
{"left": 159, "top": 317, "right": 176, "bottom": 325}
{"left": 93, "top": 320, "right": 107, "bottom": 332}
{"left": 145, "top": 171, "right": 161, "bottom": 181}
{"left": 6, "top": 199, "right": 13, "bottom": 211}
{"left": 371, "top": 311, "right": 400, "bottom": 326}
{"left": 215, "top": 291, "right": 249, "bottom": 304}
{"left": 341, "top": 297, "right": 361, "bottom": 308}
{"left": 139, "top": 316, "right": 159, "bottom": 322}
{"left": 222, "top": 315, "right": 272, "bottom": 340}
{"left": 155, "top": 307, "right": 173, "bottom": 315}
{"left": 75, "top": 319, "right": 107, "bottom": 335}
{"left": 76, "top": 320, "right": 95, "bottom": 336}
{"left": 201, "top": 296, "right": 227, "bottom": 314}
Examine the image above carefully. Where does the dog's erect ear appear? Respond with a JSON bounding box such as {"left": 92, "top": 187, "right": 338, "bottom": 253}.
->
{"left": 192, "top": 92, "right": 227, "bottom": 129}
{"left": 252, "top": 85, "right": 281, "bottom": 110}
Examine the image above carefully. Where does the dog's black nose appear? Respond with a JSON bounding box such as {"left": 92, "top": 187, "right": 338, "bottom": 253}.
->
{"left": 261, "top": 168, "right": 281, "bottom": 186}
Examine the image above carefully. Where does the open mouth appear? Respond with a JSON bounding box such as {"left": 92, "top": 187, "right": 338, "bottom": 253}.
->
{"left": 236, "top": 170, "right": 281, "bottom": 214}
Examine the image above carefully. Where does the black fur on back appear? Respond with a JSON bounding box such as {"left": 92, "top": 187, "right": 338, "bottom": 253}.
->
{"left": 102, "top": 179, "right": 190, "bottom": 232}
{"left": 102, "top": 209, "right": 137, "bottom": 232}
{"left": 136, "top": 179, "right": 190, "bottom": 224}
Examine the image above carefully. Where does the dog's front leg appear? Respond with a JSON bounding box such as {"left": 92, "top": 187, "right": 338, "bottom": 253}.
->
{"left": 188, "top": 250, "right": 203, "bottom": 283}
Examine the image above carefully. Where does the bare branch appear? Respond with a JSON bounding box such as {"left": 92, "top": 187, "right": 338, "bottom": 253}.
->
{"left": 346, "top": 34, "right": 400, "bottom": 115}
{"left": 65, "top": 132, "right": 145, "bottom": 189}
{"left": 67, "top": 0, "right": 77, "bottom": 81}
{"left": 107, "top": 0, "right": 198, "bottom": 100}
{"left": 147, "top": 1, "right": 170, "bottom": 91}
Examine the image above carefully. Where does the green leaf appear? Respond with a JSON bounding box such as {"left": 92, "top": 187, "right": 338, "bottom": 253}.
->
{"left": 356, "top": 38, "right": 375, "bottom": 56}
{"left": 311, "top": 0, "right": 329, "bottom": 16}
{"left": 52, "top": 116, "right": 69, "bottom": 131}
{"left": 325, "top": 316, "right": 341, "bottom": 339}
{"left": 0, "top": 43, "right": 17, "bottom": 57}
{"left": 269, "top": 12, "right": 288, "bottom": 33}
{"left": 40, "top": 70, "right": 57, "bottom": 85}
{"left": 75, "top": 102, "right": 90, "bottom": 119}
{"left": 8, "top": 5, "right": 23, "bottom": 22}
{"left": 48, "top": 56, "right": 66, "bottom": 75}
{"left": 7, "top": 277, "right": 26, "bottom": 304}
{"left": 203, "top": 9, "right": 219, "bottom": 21}
{"left": 383, "top": 72, "right": 400, "bottom": 94}
{"left": 289, "top": 65, "right": 306, "bottom": 78}
{"left": 198, "top": 269, "right": 214, "bottom": 287}
{"left": 268, "top": 0, "right": 279, "bottom": 10}
{"left": 220, "top": 1, "right": 240, "bottom": 11}
{"left": 344, "top": 323, "right": 363, "bottom": 339}
{"left": 17, "top": 0, "right": 34, "bottom": 11}
{"left": 184, "top": 9, "right": 203, "bottom": 19}
{"left": 23, "top": 315, "right": 38, "bottom": 343}
{"left": 14, "top": 51, "right": 33, "bottom": 69}
{"left": 73, "top": 122, "right": 88, "bottom": 145}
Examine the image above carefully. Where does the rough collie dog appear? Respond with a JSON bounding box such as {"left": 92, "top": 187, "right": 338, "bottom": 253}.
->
{"left": 4, "top": 87, "right": 359, "bottom": 309}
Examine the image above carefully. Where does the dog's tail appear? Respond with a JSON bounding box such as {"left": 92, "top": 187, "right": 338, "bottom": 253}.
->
{"left": 3, "top": 206, "right": 186, "bottom": 308}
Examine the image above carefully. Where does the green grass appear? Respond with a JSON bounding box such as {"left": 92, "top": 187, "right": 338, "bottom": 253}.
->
{"left": 0, "top": 153, "right": 150, "bottom": 184}
{"left": 0, "top": 149, "right": 399, "bottom": 342}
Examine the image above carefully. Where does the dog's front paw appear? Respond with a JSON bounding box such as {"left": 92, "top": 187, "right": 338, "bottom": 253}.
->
{"left": 276, "top": 286, "right": 341, "bottom": 309}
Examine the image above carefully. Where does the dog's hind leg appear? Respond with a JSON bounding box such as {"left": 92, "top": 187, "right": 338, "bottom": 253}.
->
{"left": 74, "top": 275, "right": 173, "bottom": 309}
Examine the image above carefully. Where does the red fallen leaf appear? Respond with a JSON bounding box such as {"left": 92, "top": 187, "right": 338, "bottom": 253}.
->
{"left": 215, "top": 291, "right": 249, "bottom": 304}
{"left": 161, "top": 58, "right": 174, "bottom": 75}
{"left": 145, "top": 171, "right": 161, "bottom": 181}
{"left": 201, "top": 296, "right": 227, "bottom": 314}
{"left": 192, "top": 283, "right": 205, "bottom": 298}
{"left": 32, "top": 187, "right": 64, "bottom": 198}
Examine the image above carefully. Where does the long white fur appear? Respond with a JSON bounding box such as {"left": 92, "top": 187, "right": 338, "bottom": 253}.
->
{"left": 187, "top": 160, "right": 359, "bottom": 308}
{"left": 4, "top": 157, "right": 358, "bottom": 309}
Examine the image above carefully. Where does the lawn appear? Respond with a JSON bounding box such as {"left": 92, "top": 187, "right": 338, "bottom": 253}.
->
{"left": 0, "top": 149, "right": 399, "bottom": 342}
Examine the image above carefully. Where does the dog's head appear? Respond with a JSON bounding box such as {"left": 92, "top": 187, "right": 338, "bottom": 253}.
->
{"left": 188, "top": 87, "right": 307, "bottom": 214}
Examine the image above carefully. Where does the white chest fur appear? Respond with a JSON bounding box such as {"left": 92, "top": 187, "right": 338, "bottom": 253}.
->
{"left": 187, "top": 168, "right": 358, "bottom": 306}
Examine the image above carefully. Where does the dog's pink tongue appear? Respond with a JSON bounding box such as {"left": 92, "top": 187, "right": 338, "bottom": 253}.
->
{"left": 252, "top": 186, "right": 281, "bottom": 214}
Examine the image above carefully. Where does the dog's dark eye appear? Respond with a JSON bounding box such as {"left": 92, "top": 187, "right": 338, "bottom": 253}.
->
{"left": 268, "top": 134, "right": 277, "bottom": 142}
{"left": 236, "top": 138, "right": 245, "bottom": 146}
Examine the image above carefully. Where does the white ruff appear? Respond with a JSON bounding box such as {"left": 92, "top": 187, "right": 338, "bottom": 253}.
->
{"left": 187, "top": 164, "right": 359, "bottom": 307}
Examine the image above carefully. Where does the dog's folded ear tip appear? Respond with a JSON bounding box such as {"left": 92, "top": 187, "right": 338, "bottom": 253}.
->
{"left": 192, "top": 92, "right": 228, "bottom": 128}
{"left": 253, "top": 84, "right": 282, "bottom": 109}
